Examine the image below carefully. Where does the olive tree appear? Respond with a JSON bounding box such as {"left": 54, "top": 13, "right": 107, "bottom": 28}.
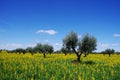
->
{"left": 104, "top": 49, "right": 115, "bottom": 57}
{"left": 42, "top": 44, "right": 54, "bottom": 58}
{"left": 47, "top": 45, "right": 54, "bottom": 55}
{"left": 26, "top": 47, "right": 34, "bottom": 55}
{"left": 63, "top": 31, "right": 97, "bottom": 62}
{"left": 15, "top": 48, "right": 26, "bottom": 54}
{"left": 79, "top": 33, "right": 97, "bottom": 57}
{"left": 34, "top": 43, "right": 54, "bottom": 58}
{"left": 33, "top": 43, "right": 43, "bottom": 53}
{"left": 61, "top": 47, "right": 71, "bottom": 56}
{"left": 61, "top": 47, "right": 68, "bottom": 56}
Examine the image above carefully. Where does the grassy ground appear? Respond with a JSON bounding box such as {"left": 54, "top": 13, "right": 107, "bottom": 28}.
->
{"left": 0, "top": 51, "right": 120, "bottom": 80}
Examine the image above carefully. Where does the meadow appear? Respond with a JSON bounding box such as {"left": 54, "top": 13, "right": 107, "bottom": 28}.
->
{"left": 0, "top": 51, "right": 120, "bottom": 80}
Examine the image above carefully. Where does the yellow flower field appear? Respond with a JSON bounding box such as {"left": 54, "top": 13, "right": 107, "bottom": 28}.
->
{"left": 0, "top": 51, "right": 120, "bottom": 80}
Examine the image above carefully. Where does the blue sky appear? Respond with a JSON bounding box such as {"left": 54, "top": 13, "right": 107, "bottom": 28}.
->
{"left": 0, "top": 0, "right": 120, "bottom": 52}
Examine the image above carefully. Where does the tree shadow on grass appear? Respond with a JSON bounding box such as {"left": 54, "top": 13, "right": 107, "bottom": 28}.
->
{"left": 71, "top": 60, "right": 96, "bottom": 65}
{"left": 82, "top": 60, "right": 96, "bottom": 65}
{"left": 71, "top": 60, "right": 80, "bottom": 64}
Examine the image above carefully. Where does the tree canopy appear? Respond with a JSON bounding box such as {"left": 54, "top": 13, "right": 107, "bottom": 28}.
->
{"left": 63, "top": 31, "right": 97, "bottom": 62}
{"left": 103, "top": 49, "right": 115, "bottom": 57}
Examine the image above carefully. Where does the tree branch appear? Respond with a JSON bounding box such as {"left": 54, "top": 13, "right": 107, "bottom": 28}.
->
{"left": 72, "top": 47, "right": 78, "bottom": 56}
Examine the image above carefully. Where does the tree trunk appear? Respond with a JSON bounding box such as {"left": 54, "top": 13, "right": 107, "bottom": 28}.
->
{"left": 84, "top": 53, "right": 87, "bottom": 57}
{"left": 65, "top": 53, "right": 67, "bottom": 56}
{"left": 43, "top": 53, "right": 46, "bottom": 58}
{"left": 23, "top": 52, "right": 25, "bottom": 54}
{"left": 77, "top": 53, "right": 82, "bottom": 62}
{"left": 72, "top": 47, "right": 82, "bottom": 62}
{"left": 31, "top": 52, "right": 33, "bottom": 55}
{"left": 84, "top": 52, "right": 88, "bottom": 57}
{"left": 77, "top": 55, "right": 80, "bottom": 62}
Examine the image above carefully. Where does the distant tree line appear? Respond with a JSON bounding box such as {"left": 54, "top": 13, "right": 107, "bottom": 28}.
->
{"left": 101, "top": 49, "right": 115, "bottom": 57}
{"left": 7, "top": 43, "right": 54, "bottom": 58}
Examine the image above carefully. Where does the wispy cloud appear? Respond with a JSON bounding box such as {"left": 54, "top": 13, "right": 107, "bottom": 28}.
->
{"left": 99, "top": 43, "right": 110, "bottom": 48}
{"left": 26, "top": 44, "right": 36, "bottom": 47}
{"left": 55, "top": 43, "right": 62, "bottom": 46}
{"left": 113, "top": 34, "right": 120, "bottom": 37}
{"left": 6, "top": 43, "right": 22, "bottom": 47}
{"left": 36, "top": 29, "right": 57, "bottom": 35}
{"left": 0, "top": 43, "right": 23, "bottom": 50}
{"left": 52, "top": 43, "right": 62, "bottom": 51}
{"left": 0, "top": 43, "right": 37, "bottom": 50}
{"left": 35, "top": 39, "right": 40, "bottom": 43}
{"left": 45, "top": 40, "right": 49, "bottom": 43}
{"left": 111, "top": 43, "right": 119, "bottom": 46}
{"left": 98, "top": 43, "right": 119, "bottom": 48}
{"left": 97, "top": 43, "right": 120, "bottom": 52}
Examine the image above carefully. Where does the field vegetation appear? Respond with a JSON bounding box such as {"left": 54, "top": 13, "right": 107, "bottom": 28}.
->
{"left": 0, "top": 51, "right": 120, "bottom": 80}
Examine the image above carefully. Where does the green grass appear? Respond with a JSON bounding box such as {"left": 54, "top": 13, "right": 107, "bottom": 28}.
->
{"left": 0, "top": 51, "right": 120, "bottom": 80}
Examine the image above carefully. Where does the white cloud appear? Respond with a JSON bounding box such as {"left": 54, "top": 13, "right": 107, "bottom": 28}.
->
{"left": 55, "top": 43, "right": 62, "bottom": 46}
{"left": 113, "top": 34, "right": 120, "bottom": 37}
{"left": 0, "top": 43, "right": 37, "bottom": 50}
{"left": 53, "top": 43, "right": 62, "bottom": 51}
{"left": 26, "top": 44, "right": 36, "bottom": 47}
{"left": 35, "top": 39, "right": 40, "bottom": 43}
{"left": 6, "top": 43, "right": 22, "bottom": 47}
{"left": 36, "top": 29, "right": 57, "bottom": 35}
{"left": 97, "top": 43, "right": 120, "bottom": 52}
{"left": 0, "top": 43, "right": 23, "bottom": 50}
{"left": 100, "top": 43, "right": 110, "bottom": 48}
{"left": 111, "top": 44, "right": 119, "bottom": 46}
{"left": 98, "top": 43, "right": 119, "bottom": 48}
{"left": 45, "top": 40, "right": 49, "bottom": 43}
